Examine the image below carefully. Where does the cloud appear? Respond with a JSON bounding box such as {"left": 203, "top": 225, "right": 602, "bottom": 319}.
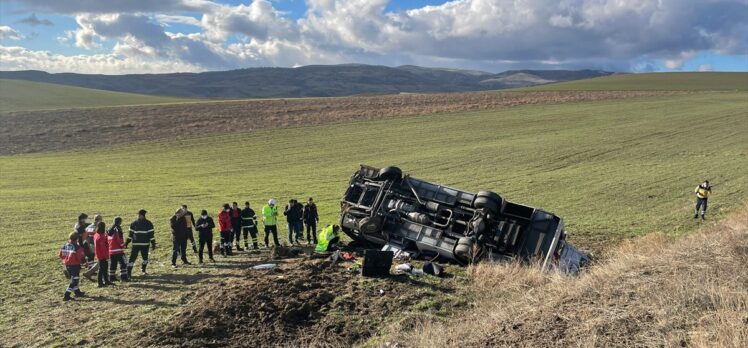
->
{"left": 0, "top": 26, "right": 23, "bottom": 40}
{"left": 698, "top": 64, "right": 713, "bottom": 72}
{"left": 19, "top": 13, "right": 54, "bottom": 27}
{"left": 3, "top": 0, "right": 748, "bottom": 73}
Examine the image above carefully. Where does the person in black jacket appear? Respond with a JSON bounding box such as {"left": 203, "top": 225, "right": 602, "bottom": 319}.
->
{"left": 195, "top": 209, "right": 216, "bottom": 263}
{"left": 126, "top": 209, "right": 156, "bottom": 278}
{"left": 241, "top": 201, "right": 259, "bottom": 250}
{"left": 230, "top": 202, "right": 243, "bottom": 251}
{"left": 170, "top": 208, "right": 192, "bottom": 268}
{"left": 303, "top": 197, "right": 319, "bottom": 245}
{"left": 284, "top": 199, "right": 304, "bottom": 245}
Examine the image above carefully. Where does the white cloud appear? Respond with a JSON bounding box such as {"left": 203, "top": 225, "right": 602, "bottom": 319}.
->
{"left": 698, "top": 64, "right": 713, "bottom": 72}
{"left": 0, "top": 26, "right": 23, "bottom": 40}
{"left": 3, "top": 0, "right": 748, "bottom": 73}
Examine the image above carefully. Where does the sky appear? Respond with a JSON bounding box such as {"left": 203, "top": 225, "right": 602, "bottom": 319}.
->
{"left": 0, "top": 0, "right": 746, "bottom": 74}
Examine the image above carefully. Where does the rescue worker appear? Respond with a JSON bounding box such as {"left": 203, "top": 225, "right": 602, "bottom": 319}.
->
{"left": 66, "top": 213, "right": 89, "bottom": 279}
{"left": 241, "top": 201, "right": 260, "bottom": 250}
{"left": 181, "top": 204, "right": 199, "bottom": 254}
{"left": 218, "top": 204, "right": 233, "bottom": 256}
{"left": 82, "top": 214, "right": 102, "bottom": 281}
{"left": 284, "top": 199, "right": 304, "bottom": 245}
{"left": 93, "top": 221, "right": 114, "bottom": 287}
{"left": 262, "top": 198, "right": 280, "bottom": 248}
{"left": 170, "top": 208, "right": 192, "bottom": 268}
{"left": 303, "top": 197, "right": 319, "bottom": 245}
{"left": 694, "top": 180, "right": 712, "bottom": 220}
{"left": 196, "top": 209, "right": 216, "bottom": 263}
{"left": 126, "top": 209, "right": 156, "bottom": 278}
{"left": 107, "top": 217, "right": 128, "bottom": 282}
{"left": 59, "top": 232, "right": 86, "bottom": 301}
{"left": 231, "top": 202, "right": 243, "bottom": 251}
{"left": 315, "top": 224, "right": 341, "bottom": 253}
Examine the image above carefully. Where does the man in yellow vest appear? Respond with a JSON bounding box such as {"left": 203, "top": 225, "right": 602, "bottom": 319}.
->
{"left": 262, "top": 198, "right": 280, "bottom": 247}
{"left": 694, "top": 180, "right": 712, "bottom": 220}
{"left": 315, "top": 224, "right": 340, "bottom": 254}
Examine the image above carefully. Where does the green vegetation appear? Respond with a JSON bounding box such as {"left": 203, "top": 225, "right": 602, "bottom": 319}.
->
{"left": 0, "top": 92, "right": 747, "bottom": 345}
{"left": 0, "top": 79, "right": 198, "bottom": 112}
{"left": 520, "top": 72, "right": 748, "bottom": 91}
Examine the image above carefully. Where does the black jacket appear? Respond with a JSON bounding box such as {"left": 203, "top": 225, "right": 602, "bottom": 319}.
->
{"left": 170, "top": 215, "right": 190, "bottom": 242}
{"left": 196, "top": 216, "right": 215, "bottom": 237}
{"left": 127, "top": 218, "right": 155, "bottom": 247}
{"left": 303, "top": 203, "right": 319, "bottom": 224}
{"left": 284, "top": 203, "right": 303, "bottom": 222}
{"left": 241, "top": 207, "right": 257, "bottom": 228}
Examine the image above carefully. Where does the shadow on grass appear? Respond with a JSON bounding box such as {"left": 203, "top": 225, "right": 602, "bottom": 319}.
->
{"left": 84, "top": 295, "right": 176, "bottom": 308}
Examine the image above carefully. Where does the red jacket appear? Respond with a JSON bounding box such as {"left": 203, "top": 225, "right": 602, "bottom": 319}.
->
{"left": 107, "top": 226, "right": 126, "bottom": 256}
{"left": 59, "top": 241, "right": 85, "bottom": 266}
{"left": 218, "top": 210, "right": 232, "bottom": 232}
{"left": 94, "top": 232, "right": 109, "bottom": 260}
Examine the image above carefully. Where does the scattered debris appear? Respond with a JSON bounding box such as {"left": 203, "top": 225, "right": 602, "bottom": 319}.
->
{"left": 252, "top": 263, "right": 277, "bottom": 270}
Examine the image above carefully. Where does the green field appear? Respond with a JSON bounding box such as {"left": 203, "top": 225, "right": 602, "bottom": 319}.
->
{"left": 0, "top": 79, "right": 199, "bottom": 112}
{"left": 521, "top": 72, "right": 748, "bottom": 91}
{"left": 1, "top": 91, "right": 747, "bottom": 345}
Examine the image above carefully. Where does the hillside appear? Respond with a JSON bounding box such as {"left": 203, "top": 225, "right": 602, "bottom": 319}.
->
{"left": 0, "top": 65, "right": 614, "bottom": 98}
{"left": 0, "top": 79, "right": 196, "bottom": 112}
{"left": 1, "top": 91, "right": 747, "bottom": 346}
{"left": 520, "top": 72, "right": 748, "bottom": 91}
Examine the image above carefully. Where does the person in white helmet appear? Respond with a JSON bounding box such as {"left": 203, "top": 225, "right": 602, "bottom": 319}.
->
{"left": 262, "top": 198, "right": 280, "bottom": 247}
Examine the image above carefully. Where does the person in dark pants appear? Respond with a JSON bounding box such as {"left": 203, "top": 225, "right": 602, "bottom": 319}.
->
{"left": 196, "top": 209, "right": 216, "bottom": 263}
{"left": 170, "top": 208, "right": 192, "bottom": 268}
{"left": 59, "top": 232, "right": 86, "bottom": 301}
{"left": 284, "top": 199, "right": 304, "bottom": 244}
{"left": 241, "top": 201, "right": 260, "bottom": 250}
{"left": 182, "top": 204, "right": 198, "bottom": 254}
{"left": 93, "top": 221, "right": 113, "bottom": 287}
{"left": 303, "top": 197, "right": 319, "bottom": 245}
{"left": 82, "top": 214, "right": 102, "bottom": 281}
{"left": 107, "top": 217, "right": 128, "bottom": 281}
{"left": 231, "top": 202, "right": 244, "bottom": 251}
{"left": 218, "top": 203, "right": 233, "bottom": 256}
{"left": 126, "top": 209, "right": 156, "bottom": 278}
{"left": 262, "top": 198, "right": 280, "bottom": 248}
{"left": 694, "top": 180, "right": 712, "bottom": 220}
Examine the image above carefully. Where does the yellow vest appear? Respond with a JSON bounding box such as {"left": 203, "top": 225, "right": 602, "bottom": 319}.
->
{"left": 262, "top": 205, "right": 278, "bottom": 225}
{"left": 315, "top": 225, "right": 338, "bottom": 253}
{"left": 695, "top": 186, "right": 710, "bottom": 199}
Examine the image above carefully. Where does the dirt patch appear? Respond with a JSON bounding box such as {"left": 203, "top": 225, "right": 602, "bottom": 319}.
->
{"left": 146, "top": 257, "right": 455, "bottom": 347}
{"left": 0, "top": 91, "right": 685, "bottom": 155}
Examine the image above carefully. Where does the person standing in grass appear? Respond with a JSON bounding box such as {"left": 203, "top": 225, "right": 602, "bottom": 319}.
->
{"left": 94, "top": 221, "right": 114, "bottom": 287}
{"left": 284, "top": 199, "right": 304, "bottom": 245}
{"left": 262, "top": 198, "right": 280, "bottom": 248}
{"left": 230, "top": 202, "right": 243, "bottom": 252}
{"left": 59, "top": 232, "right": 86, "bottom": 301}
{"left": 694, "top": 180, "right": 712, "bottom": 220}
{"left": 241, "top": 201, "right": 260, "bottom": 250}
{"left": 196, "top": 209, "right": 216, "bottom": 263}
{"left": 181, "top": 204, "right": 199, "bottom": 255}
{"left": 126, "top": 209, "right": 156, "bottom": 277}
{"left": 82, "top": 214, "right": 103, "bottom": 281}
{"left": 218, "top": 203, "right": 233, "bottom": 256}
{"left": 107, "top": 217, "right": 129, "bottom": 282}
{"left": 303, "top": 197, "right": 319, "bottom": 246}
{"left": 170, "top": 208, "right": 192, "bottom": 268}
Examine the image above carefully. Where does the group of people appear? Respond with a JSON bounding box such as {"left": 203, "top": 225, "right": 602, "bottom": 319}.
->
{"left": 58, "top": 197, "right": 339, "bottom": 302}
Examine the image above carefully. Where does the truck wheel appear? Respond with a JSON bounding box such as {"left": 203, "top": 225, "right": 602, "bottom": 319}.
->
{"left": 377, "top": 166, "right": 402, "bottom": 181}
{"left": 358, "top": 216, "right": 383, "bottom": 235}
{"left": 454, "top": 237, "right": 474, "bottom": 262}
{"left": 473, "top": 197, "right": 500, "bottom": 214}
{"left": 476, "top": 191, "right": 502, "bottom": 204}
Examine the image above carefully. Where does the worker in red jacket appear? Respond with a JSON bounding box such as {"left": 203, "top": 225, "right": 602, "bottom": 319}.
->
{"left": 59, "top": 232, "right": 86, "bottom": 301}
{"left": 93, "top": 221, "right": 114, "bottom": 287}
{"left": 218, "top": 203, "right": 233, "bottom": 256}
{"left": 107, "top": 217, "right": 128, "bottom": 282}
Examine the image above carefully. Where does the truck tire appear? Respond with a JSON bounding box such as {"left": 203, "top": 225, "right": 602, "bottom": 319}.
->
{"left": 476, "top": 191, "right": 502, "bottom": 204}
{"left": 454, "top": 237, "right": 474, "bottom": 262}
{"left": 377, "top": 166, "right": 402, "bottom": 181}
{"left": 358, "top": 216, "right": 383, "bottom": 235}
{"left": 473, "top": 197, "right": 500, "bottom": 214}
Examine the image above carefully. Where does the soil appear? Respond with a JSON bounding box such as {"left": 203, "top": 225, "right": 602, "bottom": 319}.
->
{"left": 145, "top": 253, "right": 455, "bottom": 347}
{"left": 0, "top": 91, "right": 684, "bottom": 155}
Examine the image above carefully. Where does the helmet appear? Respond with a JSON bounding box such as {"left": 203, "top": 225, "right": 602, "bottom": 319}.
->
{"left": 268, "top": 198, "right": 276, "bottom": 205}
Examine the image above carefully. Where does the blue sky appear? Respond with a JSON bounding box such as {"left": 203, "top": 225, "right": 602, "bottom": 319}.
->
{"left": 1, "top": 0, "right": 746, "bottom": 74}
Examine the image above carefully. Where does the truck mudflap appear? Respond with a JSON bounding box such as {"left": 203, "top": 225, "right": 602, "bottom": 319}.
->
{"left": 554, "top": 241, "right": 590, "bottom": 275}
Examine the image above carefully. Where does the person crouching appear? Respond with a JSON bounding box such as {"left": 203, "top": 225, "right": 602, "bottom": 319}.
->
{"left": 94, "top": 221, "right": 114, "bottom": 287}
{"left": 59, "top": 232, "right": 86, "bottom": 301}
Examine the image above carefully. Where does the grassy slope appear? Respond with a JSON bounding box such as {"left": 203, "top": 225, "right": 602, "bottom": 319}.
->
{"left": 0, "top": 79, "right": 197, "bottom": 112}
{"left": 519, "top": 72, "right": 748, "bottom": 91}
{"left": 0, "top": 92, "right": 747, "bottom": 345}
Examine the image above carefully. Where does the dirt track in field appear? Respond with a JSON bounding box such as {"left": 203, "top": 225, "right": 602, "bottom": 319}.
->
{"left": 0, "top": 91, "right": 684, "bottom": 155}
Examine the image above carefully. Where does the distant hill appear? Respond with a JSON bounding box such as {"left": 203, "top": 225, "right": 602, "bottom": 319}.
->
{"left": 0, "top": 79, "right": 197, "bottom": 112}
{"left": 518, "top": 72, "right": 748, "bottom": 91}
{"left": 0, "top": 65, "right": 614, "bottom": 99}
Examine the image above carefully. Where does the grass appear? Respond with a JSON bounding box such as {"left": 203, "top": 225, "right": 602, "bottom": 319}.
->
{"left": 519, "top": 72, "right": 748, "bottom": 91}
{"left": 0, "top": 79, "right": 199, "bottom": 112}
{"left": 0, "top": 91, "right": 747, "bottom": 345}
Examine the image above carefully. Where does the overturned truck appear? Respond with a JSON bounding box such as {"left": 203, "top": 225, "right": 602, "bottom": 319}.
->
{"left": 340, "top": 165, "right": 589, "bottom": 274}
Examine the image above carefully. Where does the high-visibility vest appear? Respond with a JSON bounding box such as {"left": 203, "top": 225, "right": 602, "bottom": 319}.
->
{"left": 262, "top": 205, "right": 278, "bottom": 226}
{"left": 315, "top": 225, "right": 337, "bottom": 253}
{"left": 695, "top": 186, "right": 711, "bottom": 199}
